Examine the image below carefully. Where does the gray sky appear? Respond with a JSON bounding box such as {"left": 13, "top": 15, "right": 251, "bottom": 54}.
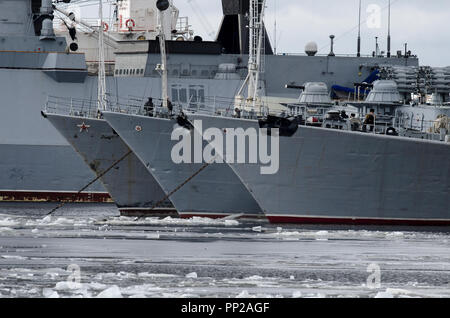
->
{"left": 81, "top": 0, "right": 450, "bottom": 66}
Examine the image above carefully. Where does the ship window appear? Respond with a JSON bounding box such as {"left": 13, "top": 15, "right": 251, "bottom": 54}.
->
{"left": 131, "top": 69, "right": 135, "bottom": 75}
{"left": 191, "top": 70, "right": 197, "bottom": 76}
{"left": 172, "top": 70, "right": 179, "bottom": 76}
{"left": 119, "top": 69, "right": 123, "bottom": 75}
{"left": 201, "top": 70, "right": 209, "bottom": 77}
{"left": 189, "top": 85, "right": 206, "bottom": 109}
{"left": 189, "top": 88, "right": 197, "bottom": 103}
{"left": 172, "top": 88, "right": 179, "bottom": 103}
{"left": 179, "top": 88, "right": 187, "bottom": 103}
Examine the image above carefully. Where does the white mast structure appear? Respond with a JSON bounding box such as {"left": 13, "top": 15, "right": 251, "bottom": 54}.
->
{"left": 97, "top": 0, "right": 107, "bottom": 111}
{"left": 236, "top": 0, "right": 266, "bottom": 111}
{"left": 156, "top": 0, "right": 170, "bottom": 109}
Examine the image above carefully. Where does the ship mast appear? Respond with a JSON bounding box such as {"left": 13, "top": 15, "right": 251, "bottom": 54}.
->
{"left": 97, "top": 0, "right": 107, "bottom": 111}
{"left": 156, "top": 0, "right": 170, "bottom": 109}
{"left": 237, "top": 0, "right": 266, "bottom": 110}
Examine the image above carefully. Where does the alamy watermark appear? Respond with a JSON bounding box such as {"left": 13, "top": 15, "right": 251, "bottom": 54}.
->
{"left": 366, "top": 263, "right": 382, "bottom": 289}
{"left": 366, "top": 4, "right": 382, "bottom": 29}
{"left": 171, "top": 120, "right": 280, "bottom": 175}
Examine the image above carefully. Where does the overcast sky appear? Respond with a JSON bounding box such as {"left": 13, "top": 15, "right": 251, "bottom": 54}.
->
{"left": 80, "top": 0, "right": 450, "bottom": 66}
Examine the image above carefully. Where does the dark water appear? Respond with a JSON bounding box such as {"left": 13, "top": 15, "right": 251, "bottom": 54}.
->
{"left": 0, "top": 203, "right": 449, "bottom": 298}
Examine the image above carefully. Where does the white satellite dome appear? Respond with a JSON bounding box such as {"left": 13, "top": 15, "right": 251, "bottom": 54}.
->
{"left": 365, "top": 80, "right": 401, "bottom": 103}
{"left": 305, "top": 42, "right": 318, "bottom": 56}
{"left": 298, "top": 82, "right": 332, "bottom": 104}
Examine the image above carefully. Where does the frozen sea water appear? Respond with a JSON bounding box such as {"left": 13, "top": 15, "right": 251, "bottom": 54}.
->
{"left": 0, "top": 202, "right": 449, "bottom": 298}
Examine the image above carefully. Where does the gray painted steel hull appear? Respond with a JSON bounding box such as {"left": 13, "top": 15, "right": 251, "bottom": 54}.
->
{"left": 190, "top": 114, "right": 450, "bottom": 226}
{"left": 102, "top": 111, "right": 263, "bottom": 218}
{"left": 0, "top": 143, "right": 108, "bottom": 202}
{"left": 43, "top": 113, "right": 177, "bottom": 217}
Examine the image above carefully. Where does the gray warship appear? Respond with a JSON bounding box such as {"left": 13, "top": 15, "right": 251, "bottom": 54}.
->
{"left": 42, "top": 109, "right": 177, "bottom": 216}
{"left": 2, "top": 0, "right": 419, "bottom": 204}
{"left": 103, "top": 0, "right": 449, "bottom": 225}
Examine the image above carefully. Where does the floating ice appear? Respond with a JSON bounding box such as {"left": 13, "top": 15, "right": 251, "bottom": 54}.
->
{"left": 100, "top": 216, "right": 240, "bottom": 227}
{"left": 1, "top": 255, "right": 27, "bottom": 260}
{"left": 185, "top": 272, "right": 198, "bottom": 279}
{"left": 42, "top": 288, "right": 59, "bottom": 298}
{"left": 54, "top": 281, "right": 83, "bottom": 291}
{"left": 245, "top": 275, "right": 263, "bottom": 280}
{"left": 236, "top": 290, "right": 255, "bottom": 298}
{"left": 42, "top": 216, "right": 52, "bottom": 223}
{"left": 89, "top": 282, "right": 109, "bottom": 291}
{"left": 0, "top": 227, "right": 13, "bottom": 233}
{"left": 375, "top": 291, "right": 394, "bottom": 298}
{"left": 138, "top": 273, "right": 178, "bottom": 278}
{"left": 292, "top": 291, "right": 302, "bottom": 298}
{"left": 96, "top": 285, "right": 123, "bottom": 298}
{"left": 252, "top": 226, "right": 263, "bottom": 232}
{"left": 0, "top": 218, "right": 19, "bottom": 227}
{"left": 224, "top": 220, "right": 239, "bottom": 226}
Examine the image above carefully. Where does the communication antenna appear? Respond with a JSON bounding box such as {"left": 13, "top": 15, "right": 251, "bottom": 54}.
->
{"left": 357, "top": 0, "right": 361, "bottom": 57}
{"left": 387, "top": 0, "right": 391, "bottom": 58}
{"left": 274, "top": 0, "right": 277, "bottom": 55}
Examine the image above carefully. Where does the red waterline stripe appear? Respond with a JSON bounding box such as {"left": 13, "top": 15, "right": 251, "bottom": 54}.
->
{"left": 267, "top": 215, "right": 450, "bottom": 226}
{"left": 180, "top": 213, "right": 267, "bottom": 220}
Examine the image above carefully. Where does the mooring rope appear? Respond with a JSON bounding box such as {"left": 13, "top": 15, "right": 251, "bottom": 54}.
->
{"left": 143, "top": 155, "right": 218, "bottom": 215}
{"left": 46, "top": 150, "right": 133, "bottom": 216}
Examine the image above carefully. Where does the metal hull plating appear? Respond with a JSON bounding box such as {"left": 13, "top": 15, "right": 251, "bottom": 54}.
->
{"left": 102, "top": 111, "right": 264, "bottom": 218}
{"left": 43, "top": 113, "right": 177, "bottom": 217}
{"left": 191, "top": 114, "right": 450, "bottom": 226}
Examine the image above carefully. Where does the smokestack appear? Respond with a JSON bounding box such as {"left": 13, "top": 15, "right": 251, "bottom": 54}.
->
{"left": 387, "top": 0, "right": 391, "bottom": 58}
{"left": 357, "top": 0, "right": 361, "bottom": 57}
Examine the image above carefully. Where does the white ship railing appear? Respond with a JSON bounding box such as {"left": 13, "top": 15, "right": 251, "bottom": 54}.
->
{"left": 44, "top": 94, "right": 449, "bottom": 141}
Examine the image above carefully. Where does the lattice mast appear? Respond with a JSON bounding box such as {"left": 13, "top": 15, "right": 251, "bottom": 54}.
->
{"left": 97, "top": 0, "right": 107, "bottom": 111}
{"left": 156, "top": 0, "right": 170, "bottom": 108}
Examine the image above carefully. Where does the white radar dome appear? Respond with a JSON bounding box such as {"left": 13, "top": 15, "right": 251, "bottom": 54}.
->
{"left": 305, "top": 42, "right": 318, "bottom": 56}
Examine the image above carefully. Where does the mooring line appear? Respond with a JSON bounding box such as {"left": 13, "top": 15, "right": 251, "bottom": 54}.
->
{"left": 46, "top": 150, "right": 133, "bottom": 216}
{"left": 143, "top": 155, "right": 218, "bottom": 216}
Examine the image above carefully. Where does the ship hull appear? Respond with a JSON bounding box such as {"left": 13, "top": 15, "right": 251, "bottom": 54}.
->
{"left": 102, "top": 111, "right": 264, "bottom": 218}
{"left": 42, "top": 113, "right": 178, "bottom": 217}
{"left": 0, "top": 143, "right": 108, "bottom": 202}
{"left": 190, "top": 114, "right": 450, "bottom": 226}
